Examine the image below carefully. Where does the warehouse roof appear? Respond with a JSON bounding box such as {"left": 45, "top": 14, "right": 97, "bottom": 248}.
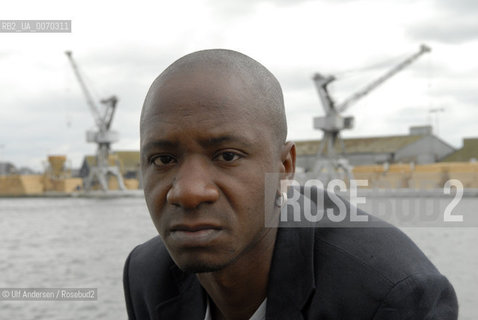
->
{"left": 441, "top": 138, "right": 478, "bottom": 162}
{"left": 295, "top": 135, "right": 424, "bottom": 156}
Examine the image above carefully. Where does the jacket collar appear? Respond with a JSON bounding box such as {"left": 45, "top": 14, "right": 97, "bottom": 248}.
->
{"left": 265, "top": 226, "right": 316, "bottom": 320}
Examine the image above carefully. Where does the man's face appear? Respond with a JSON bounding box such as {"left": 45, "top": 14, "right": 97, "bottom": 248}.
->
{"left": 140, "top": 68, "right": 283, "bottom": 273}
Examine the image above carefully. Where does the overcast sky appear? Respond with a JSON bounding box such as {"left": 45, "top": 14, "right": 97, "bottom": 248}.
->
{"left": 1, "top": 0, "right": 477, "bottom": 170}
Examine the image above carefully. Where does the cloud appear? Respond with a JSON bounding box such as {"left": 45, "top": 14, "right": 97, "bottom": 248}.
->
{"left": 430, "top": 77, "right": 478, "bottom": 106}
{"left": 435, "top": 0, "right": 478, "bottom": 13}
{"left": 407, "top": 0, "right": 478, "bottom": 44}
{"left": 205, "top": 0, "right": 310, "bottom": 15}
{"left": 409, "top": 17, "right": 478, "bottom": 44}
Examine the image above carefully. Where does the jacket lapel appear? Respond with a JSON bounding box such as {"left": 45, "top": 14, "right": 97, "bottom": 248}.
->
{"left": 156, "top": 264, "right": 207, "bottom": 320}
{"left": 266, "top": 226, "right": 316, "bottom": 320}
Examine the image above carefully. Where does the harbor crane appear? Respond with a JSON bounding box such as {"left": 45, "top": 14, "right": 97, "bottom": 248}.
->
{"left": 312, "top": 44, "right": 431, "bottom": 183}
{"left": 65, "top": 51, "right": 126, "bottom": 191}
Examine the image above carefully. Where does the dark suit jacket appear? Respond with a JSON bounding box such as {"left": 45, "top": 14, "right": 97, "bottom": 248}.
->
{"left": 124, "top": 193, "right": 458, "bottom": 319}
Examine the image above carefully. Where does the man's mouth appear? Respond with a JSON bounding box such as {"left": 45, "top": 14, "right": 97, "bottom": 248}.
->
{"left": 169, "top": 224, "right": 223, "bottom": 246}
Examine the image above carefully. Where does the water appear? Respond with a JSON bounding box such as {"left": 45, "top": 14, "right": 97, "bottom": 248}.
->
{"left": 0, "top": 197, "right": 476, "bottom": 319}
{"left": 0, "top": 197, "right": 157, "bottom": 320}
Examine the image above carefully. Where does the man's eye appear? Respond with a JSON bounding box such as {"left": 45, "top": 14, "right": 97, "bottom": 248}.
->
{"left": 151, "top": 155, "right": 176, "bottom": 167}
{"left": 216, "top": 152, "right": 241, "bottom": 162}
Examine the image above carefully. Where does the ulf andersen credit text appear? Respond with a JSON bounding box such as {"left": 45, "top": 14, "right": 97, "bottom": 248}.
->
{"left": 0, "top": 288, "right": 97, "bottom": 301}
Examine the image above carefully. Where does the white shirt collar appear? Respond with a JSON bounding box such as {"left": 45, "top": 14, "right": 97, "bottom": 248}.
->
{"left": 204, "top": 298, "right": 267, "bottom": 320}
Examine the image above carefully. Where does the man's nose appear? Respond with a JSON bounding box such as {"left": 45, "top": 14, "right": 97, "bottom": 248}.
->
{"left": 166, "top": 156, "right": 220, "bottom": 209}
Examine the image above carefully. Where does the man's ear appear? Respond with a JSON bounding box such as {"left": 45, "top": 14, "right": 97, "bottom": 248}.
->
{"left": 280, "top": 141, "right": 296, "bottom": 180}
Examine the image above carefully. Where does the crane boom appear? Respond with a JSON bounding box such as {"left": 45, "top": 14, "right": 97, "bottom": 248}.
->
{"left": 312, "top": 73, "right": 336, "bottom": 114}
{"left": 65, "top": 51, "right": 103, "bottom": 129}
{"left": 336, "top": 44, "right": 431, "bottom": 113}
{"left": 100, "top": 96, "right": 118, "bottom": 130}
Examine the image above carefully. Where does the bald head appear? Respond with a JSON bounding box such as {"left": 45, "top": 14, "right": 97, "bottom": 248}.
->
{"left": 141, "top": 49, "right": 288, "bottom": 148}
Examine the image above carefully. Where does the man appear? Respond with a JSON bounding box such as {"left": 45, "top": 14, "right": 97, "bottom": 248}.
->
{"left": 123, "top": 49, "right": 458, "bottom": 319}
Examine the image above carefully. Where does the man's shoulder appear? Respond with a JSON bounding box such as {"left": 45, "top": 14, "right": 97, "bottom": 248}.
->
{"left": 270, "top": 222, "right": 458, "bottom": 319}
{"left": 283, "top": 187, "right": 441, "bottom": 284}
{"left": 313, "top": 222, "right": 439, "bottom": 284}
{"left": 307, "top": 224, "right": 457, "bottom": 318}
{"left": 300, "top": 187, "right": 440, "bottom": 283}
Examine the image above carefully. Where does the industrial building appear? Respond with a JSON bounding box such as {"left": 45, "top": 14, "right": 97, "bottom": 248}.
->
{"left": 295, "top": 126, "right": 456, "bottom": 172}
